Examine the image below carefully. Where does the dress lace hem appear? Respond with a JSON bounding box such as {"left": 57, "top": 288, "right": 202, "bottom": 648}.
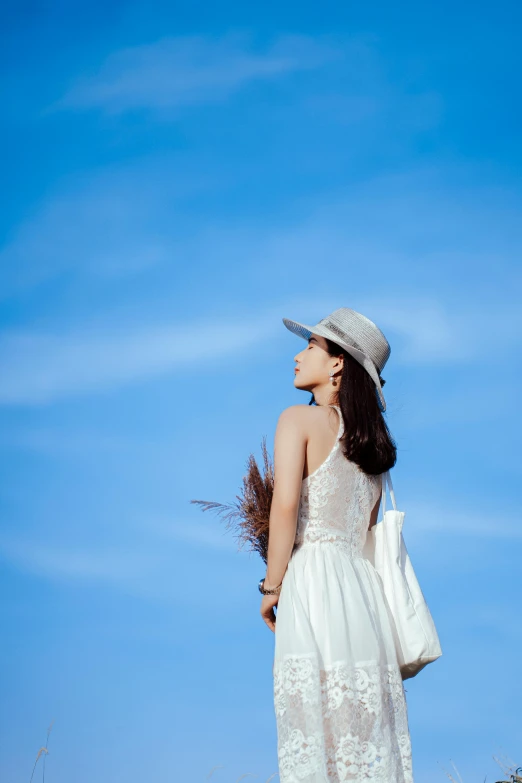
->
{"left": 273, "top": 655, "right": 413, "bottom": 782}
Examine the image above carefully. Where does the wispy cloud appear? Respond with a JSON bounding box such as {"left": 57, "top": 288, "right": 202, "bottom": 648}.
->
{"left": 0, "top": 294, "right": 521, "bottom": 406}
{"left": 54, "top": 33, "right": 338, "bottom": 114}
{"left": 0, "top": 498, "right": 517, "bottom": 601}
{"left": 0, "top": 535, "right": 156, "bottom": 583}
{"left": 0, "top": 156, "right": 217, "bottom": 295}
{"left": 352, "top": 298, "right": 522, "bottom": 365}
{"left": 0, "top": 515, "right": 239, "bottom": 599}
{"left": 0, "top": 310, "right": 280, "bottom": 405}
{"left": 1, "top": 158, "right": 521, "bottom": 408}
{"left": 0, "top": 427, "right": 151, "bottom": 458}
{"left": 406, "top": 499, "right": 522, "bottom": 541}
{"left": 3, "top": 155, "right": 520, "bottom": 307}
{"left": 142, "top": 515, "right": 238, "bottom": 552}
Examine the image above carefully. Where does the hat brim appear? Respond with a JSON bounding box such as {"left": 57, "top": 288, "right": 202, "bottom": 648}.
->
{"left": 282, "top": 316, "right": 386, "bottom": 412}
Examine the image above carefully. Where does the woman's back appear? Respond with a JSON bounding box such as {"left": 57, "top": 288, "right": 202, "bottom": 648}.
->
{"left": 294, "top": 404, "right": 382, "bottom": 560}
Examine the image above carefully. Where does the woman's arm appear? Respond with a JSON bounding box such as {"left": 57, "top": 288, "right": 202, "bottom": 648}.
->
{"left": 263, "top": 406, "right": 308, "bottom": 590}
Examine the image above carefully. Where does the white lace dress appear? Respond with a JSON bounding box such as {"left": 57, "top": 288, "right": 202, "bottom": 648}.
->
{"left": 272, "top": 405, "right": 414, "bottom": 782}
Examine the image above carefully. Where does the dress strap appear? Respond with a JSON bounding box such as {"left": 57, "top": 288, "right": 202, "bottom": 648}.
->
{"left": 328, "top": 404, "right": 344, "bottom": 440}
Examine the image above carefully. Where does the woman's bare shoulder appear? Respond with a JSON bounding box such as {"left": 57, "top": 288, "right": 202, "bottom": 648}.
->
{"left": 276, "top": 404, "right": 326, "bottom": 431}
{"left": 273, "top": 406, "right": 314, "bottom": 450}
{"left": 277, "top": 403, "right": 316, "bottom": 418}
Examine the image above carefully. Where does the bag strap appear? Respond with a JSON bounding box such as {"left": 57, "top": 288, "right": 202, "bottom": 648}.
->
{"left": 381, "top": 469, "right": 398, "bottom": 516}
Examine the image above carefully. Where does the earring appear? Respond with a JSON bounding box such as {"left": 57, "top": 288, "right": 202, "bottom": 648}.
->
{"left": 329, "top": 370, "right": 335, "bottom": 383}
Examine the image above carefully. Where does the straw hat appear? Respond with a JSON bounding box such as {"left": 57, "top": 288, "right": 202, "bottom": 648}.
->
{"left": 282, "top": 307, "right": 391, "bottom": 412}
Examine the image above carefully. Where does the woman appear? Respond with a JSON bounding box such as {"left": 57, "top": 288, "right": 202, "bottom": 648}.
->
{"left": 259, "top": 308, "right": 414, "bottom": 783}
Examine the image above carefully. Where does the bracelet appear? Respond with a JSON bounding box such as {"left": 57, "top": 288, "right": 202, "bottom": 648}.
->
{"left": 258, "top": 577, "right": 283, "bottom": 595}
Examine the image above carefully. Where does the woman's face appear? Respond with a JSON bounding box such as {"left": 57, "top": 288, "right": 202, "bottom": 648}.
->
{"left": 293, "top": 334, "right": 338, "bottom": 390}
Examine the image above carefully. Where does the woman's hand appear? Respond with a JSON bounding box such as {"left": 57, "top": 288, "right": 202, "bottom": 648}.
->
{"left": 260, "top": 594, "right": 279, "bottom": 632}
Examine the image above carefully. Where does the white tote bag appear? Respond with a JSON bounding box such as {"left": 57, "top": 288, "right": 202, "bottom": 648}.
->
{"left": 362, "top": 469, "right": 443, "bottom": 680}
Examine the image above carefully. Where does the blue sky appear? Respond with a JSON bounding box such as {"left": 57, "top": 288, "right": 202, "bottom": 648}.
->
{"left": 1, "top": 1, "right": 521, "bottom": 781}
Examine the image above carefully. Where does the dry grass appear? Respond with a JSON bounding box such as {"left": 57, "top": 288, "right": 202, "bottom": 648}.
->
{"left": 437, "top": 751, "right": 521, "bottom": 783}
{"left": 29, "top": 720, "right": 54, "bottom": 783}
{"left": 191, "top": 436, "right": 274, "bottom": 564}
{"left": 27, "top": 723, "right": 520, "bottom": 783}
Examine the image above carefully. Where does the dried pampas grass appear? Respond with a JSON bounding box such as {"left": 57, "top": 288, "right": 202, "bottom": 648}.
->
{"left": 190, "top": 436, "right": 274, "bottom": 564}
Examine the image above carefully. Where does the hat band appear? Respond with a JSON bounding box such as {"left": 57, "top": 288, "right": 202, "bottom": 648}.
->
{"left": 319, "top": 318, "right": 365, "bottom": 354}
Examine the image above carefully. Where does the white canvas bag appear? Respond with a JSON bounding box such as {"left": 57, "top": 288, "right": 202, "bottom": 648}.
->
{"left": 363, "top": 469, "right": 443, "bottom": 680}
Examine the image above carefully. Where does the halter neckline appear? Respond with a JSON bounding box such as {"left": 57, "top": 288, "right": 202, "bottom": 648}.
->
{"left": 302, "top": 405, "right": 344, "bottom": 483}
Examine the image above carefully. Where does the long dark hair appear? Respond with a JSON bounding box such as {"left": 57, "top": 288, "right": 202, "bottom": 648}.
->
{"left": 309, "top": 338, "right": 397, "bottom": 476}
